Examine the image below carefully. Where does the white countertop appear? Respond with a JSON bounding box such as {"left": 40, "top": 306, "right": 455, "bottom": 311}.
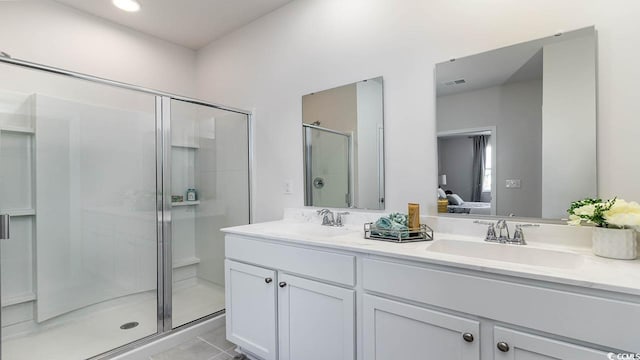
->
{"left": 222, "top": 210, "right": 640, "bottom": 297}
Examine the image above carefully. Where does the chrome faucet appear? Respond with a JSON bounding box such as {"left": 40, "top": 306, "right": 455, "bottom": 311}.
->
{"left": 474, "top": 220, "right": 539, "bottom": 245}
{"left": 317, "top": 209, "right": 349, "bottom": 227}
{"left": 496, "top": 219, "right": 510, "bottom": 242}
{"left": 317, "top": 209, "right": 335, "bottom": 226}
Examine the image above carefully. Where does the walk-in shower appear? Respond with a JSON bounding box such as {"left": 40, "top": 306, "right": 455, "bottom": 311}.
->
{"left": 0, "top": 55, "right": 251, "bottom": 359}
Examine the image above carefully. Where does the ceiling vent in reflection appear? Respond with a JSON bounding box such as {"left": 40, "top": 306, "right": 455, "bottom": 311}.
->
{"left": 443, "top": 79, "right": 467, "bottom": 86}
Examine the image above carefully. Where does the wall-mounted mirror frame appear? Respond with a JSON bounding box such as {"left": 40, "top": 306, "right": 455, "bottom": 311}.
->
{"left": 435, "top": 27, "right": 597, "bottom": 221}
{"left": 302, "top": 77, "right": 385, "bottom": 209}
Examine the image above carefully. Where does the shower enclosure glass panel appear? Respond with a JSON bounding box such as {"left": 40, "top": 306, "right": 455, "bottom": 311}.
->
{"left": 0, "top": 64, "right": 158, "bottom": 359}
{"left": 304, "top": 126, "right": 351, "bottom": 208}
{"left": 170, "top": 99, "right": 249, "bottom": 328}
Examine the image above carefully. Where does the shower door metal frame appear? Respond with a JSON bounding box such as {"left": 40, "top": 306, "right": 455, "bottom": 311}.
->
{"left": 159, "top": 97, "right": 173, "bottom": 332}
{"left": 0, "top": 54, "right": 253, "bottom": 359}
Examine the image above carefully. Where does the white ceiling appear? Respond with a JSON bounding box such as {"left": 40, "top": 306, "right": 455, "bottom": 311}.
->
{"left": 436, "top": 27, "right": 594, "bottom": 96}
{"left": 54, "top": 0, "right": 294, "bottom": 50}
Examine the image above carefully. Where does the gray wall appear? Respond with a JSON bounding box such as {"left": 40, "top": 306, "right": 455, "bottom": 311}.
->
{"left": 438, "top": 137, "right": 474, "bottom": 201}
{"left": 437, "top": 79, "right": 543, "bottom": 217}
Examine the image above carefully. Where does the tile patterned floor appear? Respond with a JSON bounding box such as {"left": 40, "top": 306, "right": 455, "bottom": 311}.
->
{"left": 149, "top": 325, "right": 245, "bottom": 360}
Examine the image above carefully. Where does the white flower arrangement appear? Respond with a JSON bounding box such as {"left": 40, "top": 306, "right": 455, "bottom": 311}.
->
{"left": 568, "top": 197, "right": 640, "bottom": 230}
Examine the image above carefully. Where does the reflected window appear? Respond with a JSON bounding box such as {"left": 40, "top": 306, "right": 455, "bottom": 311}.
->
{"left": 482, "top": 143, "right": 492, "bottom": 192}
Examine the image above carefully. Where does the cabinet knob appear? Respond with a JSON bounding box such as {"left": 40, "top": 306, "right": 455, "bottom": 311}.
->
{"left": 265, "top": 277, "right": 273, "bottom": 284}
{"left": 462, "top": 333, "right": 474, "bottom": 343}
{"left": 497, "top": 342, "right": 510, "bottom": 352}
{"left": 279, "top": 282, "right": 287, "bottom": 288}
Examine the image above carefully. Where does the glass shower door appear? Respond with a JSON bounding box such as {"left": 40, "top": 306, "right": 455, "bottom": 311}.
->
{"left": 169, "top": 99, "right": 250, "bottom": 328}
{"left": 0, "top": 63, "right": 159, "bottom": 359}
{"left": 304, "top": 126, "right": 351, "bottom": 208}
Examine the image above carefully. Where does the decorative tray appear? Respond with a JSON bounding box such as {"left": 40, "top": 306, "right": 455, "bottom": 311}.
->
{"left": 364, "top": 223, "right": 434, "bottom": 243}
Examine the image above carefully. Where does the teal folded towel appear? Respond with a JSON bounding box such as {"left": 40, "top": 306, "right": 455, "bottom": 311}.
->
{"left": 373, "top": 213, "right": 409, "bottom": 238}
{"left": 375, "top": 217, "right": 407, "bottom": 231}
{"left": 389, "top": 213, "right": 408, "bottom": 227}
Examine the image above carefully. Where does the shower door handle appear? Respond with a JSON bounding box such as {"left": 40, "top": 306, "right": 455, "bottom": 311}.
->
{"left": 0, "top": 214, "right": 9, "bottom": 240}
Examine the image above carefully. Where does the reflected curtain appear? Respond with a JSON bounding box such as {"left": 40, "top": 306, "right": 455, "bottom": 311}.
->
{"left": 471, "top": 135, "right": 488, "bottom": 202}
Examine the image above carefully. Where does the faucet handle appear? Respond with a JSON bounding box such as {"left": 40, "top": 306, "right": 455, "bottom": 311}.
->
{"left": 474, "top": 220, "right": 497, "bottom": 241}
{"left": 335, "top": 212, "right": 349, "bottom": 227}
{"left": 317, "top": 208, "right": 331, "bottom": 215}
{"left": 515, "top": 223, "right": 540, "bottom": 228}
{"left": 509, "top": 223, "right": 539, "bottom": 245}
{"left": 511, "top": 227, "right": 526, "bottom": 244}
{"left": 474, "top": 220, "right": 495, "bottom": 226}
{"left": 486, "top": 224, "right": 497, "bottom": 241}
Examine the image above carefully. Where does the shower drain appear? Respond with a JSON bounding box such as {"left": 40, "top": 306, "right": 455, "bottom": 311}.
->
{"left": 120, "top": 321, "right": 139, "bottom": 330}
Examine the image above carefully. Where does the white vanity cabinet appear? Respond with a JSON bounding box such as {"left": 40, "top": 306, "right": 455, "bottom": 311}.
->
{"left": 225, "top": 235, "right": 356, "bottom": 360}
{"left": 362, "top": 258, "right": 620, "bottom": 359}
{"left": 225, "top": 260, "right": 278, "bottom": 360}
{"left": 224, "top": 231, "right": 637, "bottom": 360}
{"left": 492, "top": 327, "right": 607, "bottom": 360}
{"left": 361, "top": 293, "right": 608, "bottom": 360}
{"left": 363, "top": 294, "right": 480, "bottom": 359}
{"left": 278, "top": 274, "right": 355, "bottom": 360}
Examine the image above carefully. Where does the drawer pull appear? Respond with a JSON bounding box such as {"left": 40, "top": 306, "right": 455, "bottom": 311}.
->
{"left": 462, "top": 333, "right": 474, "bottom": 343}
{"left": 497, "top": 341, "right": 510, "bottom": 352}
{"left": 279, "top": 282, "right": 287, "bottom": 288}
{"left": 265, "top": 277, "right": 273, "bottom": 284}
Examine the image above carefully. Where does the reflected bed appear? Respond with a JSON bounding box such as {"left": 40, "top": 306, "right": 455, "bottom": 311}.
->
{"left": 448, "top": 202, "right": 491, "bottom": 215}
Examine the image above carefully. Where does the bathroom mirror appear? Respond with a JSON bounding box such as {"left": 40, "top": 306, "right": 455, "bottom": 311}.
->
{"left": 302, "top": 77, "right": 385, "bottom": 209}
{"left": 435, "top": 26, "right": 596, "bottom": 220}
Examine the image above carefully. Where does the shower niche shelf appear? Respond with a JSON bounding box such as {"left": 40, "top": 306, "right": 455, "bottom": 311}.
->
{"left": 171, "top": 143, "right": 199, "bottom": 149}
{"left": 171, "top": 201, "right": 200, "bottom": 207}
{"left": 0, "top": 126, "right": 35, "bottom": 134}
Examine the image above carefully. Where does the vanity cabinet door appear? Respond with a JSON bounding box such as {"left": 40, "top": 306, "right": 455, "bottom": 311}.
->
{"left": 493, "top": 327, "right": 608, "bottom": 360}
{"left": 225, "top": 260, "right": 277, "bottom": 360}
{"left": 277, "top": 273, "right": 355, "bottom": 360}
{"left": 363, "top": 294, "right": 480, "bottom": 360}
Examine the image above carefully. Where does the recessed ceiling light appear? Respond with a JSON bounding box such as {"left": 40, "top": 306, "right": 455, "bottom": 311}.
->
{"left": 112, "top": 0, "right": 141, "bottom": 12}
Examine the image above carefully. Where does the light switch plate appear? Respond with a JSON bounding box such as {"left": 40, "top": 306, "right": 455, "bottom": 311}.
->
{"left": 284, "top": 180, "right": 293, "bottom": 194}
{"left": 505, "top": 179, "right": 521, "bottom": 188}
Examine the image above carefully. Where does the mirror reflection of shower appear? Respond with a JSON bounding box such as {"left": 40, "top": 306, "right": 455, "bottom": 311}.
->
{"left": 302, "top": 77, "right": 385, "bottom": 209}
{"left": 304, "top": 124, "right": 352, "bottom": 208}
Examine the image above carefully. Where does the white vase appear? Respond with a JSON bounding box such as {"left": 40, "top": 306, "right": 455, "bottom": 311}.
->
{"left": 592, "top": 227, "right": 638, "bottom": 260}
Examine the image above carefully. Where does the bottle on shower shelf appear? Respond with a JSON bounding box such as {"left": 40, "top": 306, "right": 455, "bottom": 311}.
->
{"left": 186, "top": 188, "right": 197, "bottom": 202}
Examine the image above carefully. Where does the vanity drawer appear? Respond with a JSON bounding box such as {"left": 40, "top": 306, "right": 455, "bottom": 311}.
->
{"left": 226, "top": 235, "right": 356, "bottom": 286}
{"left": 362, "top": 258, "right": 640, "bottom": 352}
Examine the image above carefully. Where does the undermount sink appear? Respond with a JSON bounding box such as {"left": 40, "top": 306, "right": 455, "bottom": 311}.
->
{"left": 263, "top": 222, "right": 359, "bottom": 238}
{"left": 426, "top": 239, "right": 585, "bottom": 269}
